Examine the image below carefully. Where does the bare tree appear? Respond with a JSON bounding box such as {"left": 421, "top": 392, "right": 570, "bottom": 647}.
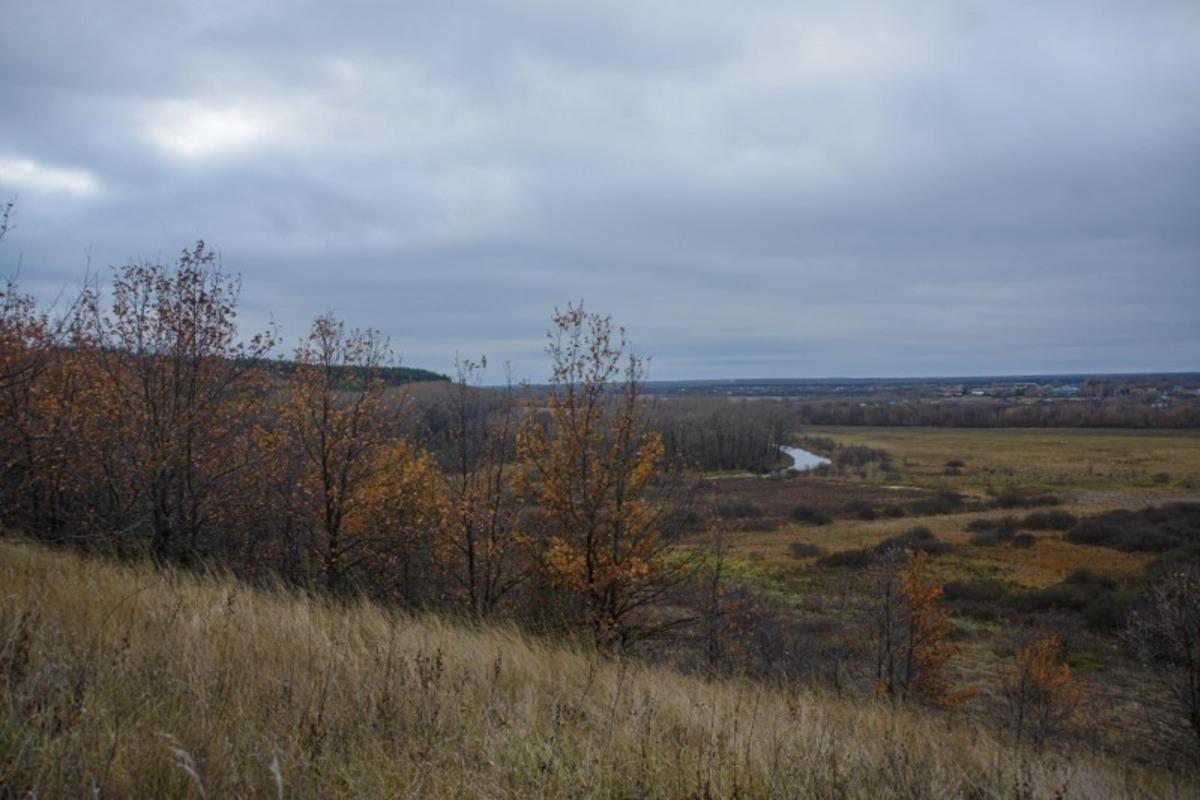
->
{"left": 1125, "top": 570, "right": 1200, "bottom": 767}
{"left": 437, "top": 356, "right": 524, "bottom": 616}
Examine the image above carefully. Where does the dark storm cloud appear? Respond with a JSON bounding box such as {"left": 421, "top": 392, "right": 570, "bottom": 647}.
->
{"left": 2, "top": 0, "right": 1198, "bottom": 379}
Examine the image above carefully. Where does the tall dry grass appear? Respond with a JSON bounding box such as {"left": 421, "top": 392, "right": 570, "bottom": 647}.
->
{"left": 0, "top": 539, "right": 1191, "bottom": 798}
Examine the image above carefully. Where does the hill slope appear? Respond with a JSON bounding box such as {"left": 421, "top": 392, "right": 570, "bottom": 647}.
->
{"left": 0, "top": 540, "right": 1189, "bottom": 798}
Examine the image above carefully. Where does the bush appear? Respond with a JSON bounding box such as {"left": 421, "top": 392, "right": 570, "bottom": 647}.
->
{"left": 1065, "top": 504, "right": 1200, "bottom": 553}
{"left": 717, "top": 502, "right": 763, "bottom": 519}
{"left": 833, "top": 445, "right": 892, "bottom": 469}
{"left": 876, "top": 526, "right": 949, "bottom": 556}
{"left": 910, "top": 490, "right": 965, "bottom": 516}
{"left": 788, "top": 541, "right": 826, "bottom": 559}
{"left": 1151, "top": 472, "right": 1171, "bottom": 484}
{"left": 817, "top": 526, "right": 949, "bottom": 568}
{"left": 987, "top": 491, "right": 1061, "bottom": 510}
{"left": 968, "top": 516, "right": 1019, "bottom": 532}
{"left": 843, "top": 500, "right": 878, "bottom": 520}
{"left": 1011, "top": 569, "right": 1131, "bottom": 630}
{"left": 789, "top": 505, "right": 831, "bottom": 525}
{"left": 1022, "top": 509, "right": 1077, "bottom": 531}
{"left": 879, "top": 504, "right": 908, "bottom": 519}
{"left": 944, "top": 579, "right": 1010, "bottom": 604}
{"left": 1011, "top": 532, "right": 1038, "bottom": 549}
{"left": 943, "top": 579, "right": 1013, "bottom": 621}
{"left": 944, "top": 459, "right": 966, "bottom": 476}
{"left": 969, "top": 516, "right": 1019, "bottom": 546}
{"left": 817, "top": 548, "right": 875, "bottom": 568}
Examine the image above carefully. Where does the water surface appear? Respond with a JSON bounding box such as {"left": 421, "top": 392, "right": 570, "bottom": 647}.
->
{"left": 779, "top": 445, "right": 831, "bottom": 472}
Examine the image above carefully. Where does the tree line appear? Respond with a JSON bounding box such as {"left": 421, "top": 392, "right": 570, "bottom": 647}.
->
{"left": 0, "top": 244, "right": 690, "bottom": 650}
{"left": 791, "top": 398, "right": 1200, "bottom": 428}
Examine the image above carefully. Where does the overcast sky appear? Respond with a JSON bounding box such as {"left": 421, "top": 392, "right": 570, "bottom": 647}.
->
{"left": 2, "top": 1, "right": 1198, "bottom": 380}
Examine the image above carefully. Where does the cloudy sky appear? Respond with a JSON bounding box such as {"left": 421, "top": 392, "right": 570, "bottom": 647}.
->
{"left": 2, "top": 1, "right": 1198, "bottom": 380}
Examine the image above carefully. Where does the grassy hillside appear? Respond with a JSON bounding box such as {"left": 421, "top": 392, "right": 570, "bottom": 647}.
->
{"left": 0, "top": 540, "right": 1192, "bottom": 798}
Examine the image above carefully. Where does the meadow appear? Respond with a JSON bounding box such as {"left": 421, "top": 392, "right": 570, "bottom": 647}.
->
{"left": 688, "top": 425, "right": 1200, "bottom": 767}
{"left": 799, "top": 425, "right": 1200, "bottom": 493}
{"left": 1, "top": 539, "right": 1191, "bottom": 799}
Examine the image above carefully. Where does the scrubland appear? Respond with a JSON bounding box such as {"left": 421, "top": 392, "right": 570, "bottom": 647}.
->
{"left": 2, "top": 539, "right": 1190, "bottom": 799}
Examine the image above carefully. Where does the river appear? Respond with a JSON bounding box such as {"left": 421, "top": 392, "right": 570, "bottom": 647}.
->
{"left": 779, "top": 445, "right": 831, "bottom": 472}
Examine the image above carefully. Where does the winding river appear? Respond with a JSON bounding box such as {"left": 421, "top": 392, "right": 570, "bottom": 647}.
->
{"left": 779, "top": 445, "right": 832, "bottom": 472}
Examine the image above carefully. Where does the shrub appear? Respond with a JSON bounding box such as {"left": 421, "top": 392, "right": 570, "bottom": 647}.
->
{"left": 833, "top": 445, "right": 892, "bottom": 469}
{"left": 717, "top": 502, "right": 763, "bottom": 519}
{"left": 788, "top": 541, "right": 826, "bottom": 559}
{"left": 1011, "top": 532, "right": 1038, "bottom": 549}
{"left": 1023, "top": 510, "right": 1077, "bottom": 531}
{"left": 880, "top": 504, "right": 908, "bottom": 519}
{"left": 1002, "top": 634, "right": 1086, "bottom": 749}
{"left": 987, "top": 491, "right": 1061, "bottom": 510}
{"left": 843, "top": 500, "right": 878, "bottom": 520}
{"left": 817, "top": 548, "right": 874, "bottom": 568}
{"left": 876, "top": 526, "right": 949, "bottom": 556}
{"left": 966, "top": 517, "right": 1005, "bottom": 532}
{"left": 1012, "top": 569, "right": 1131, "bottom": 630}
{"left": 1065, "top": 504, "right": 1200, "bottom": 553}
{"left": 944, "top": 579, "right": 1010, "bottom": 604}
{"left": 1152, "top": 472, "right": 1171, "bottom": 485}
{"left": 817, "top": 527, "right": 949, "bottom": 568}
{"left": 910, "top": 490, "right": 965, "bottom": 516}
{"left": 789, "top": 505, "right": 831, "bottom": 526}
{"left": 969, "top": 516, "right": 1019, "bottom": 546}
{"left": 972, "top": 531, "right": 1013, "bottom": 548}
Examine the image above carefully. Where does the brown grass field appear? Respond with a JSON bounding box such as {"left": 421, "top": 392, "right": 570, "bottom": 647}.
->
{"left": 799, "top": 425, "right": 1200, "bottom": 493}
{"left": 2, "top": 539, "right": 1194, "bottom": 798}
{"left": 681, "top": 426, "right": 1200, "bottom": 770}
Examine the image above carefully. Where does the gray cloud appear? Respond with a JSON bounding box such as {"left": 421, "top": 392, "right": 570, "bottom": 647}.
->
{"left": 2, "top": 0, "right": 1198, "bottom": 379}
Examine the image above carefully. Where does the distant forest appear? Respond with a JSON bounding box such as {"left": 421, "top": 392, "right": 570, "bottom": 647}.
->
{"left": 254, "top": 357, "right": 448, "bottom": 386}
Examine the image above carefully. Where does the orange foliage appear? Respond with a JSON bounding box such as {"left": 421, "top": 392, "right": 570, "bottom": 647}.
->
{"left": 890, "top": 550, "right": 975, "bottom": 708}
{"left": 1003, "top": 634, "right": 1086, "bottom": 748}
{"left": 517, "top": 305, "right": 682, "bottom": 646}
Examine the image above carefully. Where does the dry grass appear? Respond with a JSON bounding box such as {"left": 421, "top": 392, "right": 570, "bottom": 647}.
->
{"left": 803, "top": 425, "right": 1200, "bottom": 492}
{"left": 0, "top": 539, "right": 1193, "bottom": 799}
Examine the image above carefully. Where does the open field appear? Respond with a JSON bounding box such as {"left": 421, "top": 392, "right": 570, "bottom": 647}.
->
{"left": 681, "top": 425, "right": 1200, "bottom": 765}
{"left": 696, "top": 426, "right": 1200, "bottom": 594}
{"left": 4, "top": 540, "right": 1190, "bottom": 798}
{"left": 799, "top": 425, "right": 1200, "bottom": 493}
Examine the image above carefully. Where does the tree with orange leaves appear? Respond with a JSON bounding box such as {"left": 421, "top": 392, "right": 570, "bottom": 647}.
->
{"left": 518, "top": 305, "right": 690, "bottom": 648}
{"left": 281, "top": 312, "right": 440, "bottom": 597}
{"left": 1003, "top": 633, "right": 1086, "bottom": 749}
{"left": 81, "top": 243, "right": 276, "bottom": 562}
{"left": 874, "top": 548, "right": 973, "bottom": 708}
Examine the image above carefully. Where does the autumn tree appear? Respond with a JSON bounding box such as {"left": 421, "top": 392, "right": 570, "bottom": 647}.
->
{"left": 0, "top": 204, "right": 99, "bottom": 539}
{"left": 1002, "top": 634, "right": 1086, "bottom": 749}
{"left": 82, "top": 243, "right": 275, "bottom": 562}
{"left": 518, "top": 305, "right": 691, "bottom": 648}
{"left": 873, "top": 549, "right": 972, "bottom": 708}
{"left": 436, "top": 356, "right": 524, "bottom": 616}
{"left": 281, "top": 313, "right": 438, "bottom": 596}
{"left": 0, "top": 200, "right": 52, "bottom": 394}
{"left": 0, "top": 272, "right": 60, "bottom": 533}
{"left": 1125, "top": 570, "right": 1200, "bottom": 766}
